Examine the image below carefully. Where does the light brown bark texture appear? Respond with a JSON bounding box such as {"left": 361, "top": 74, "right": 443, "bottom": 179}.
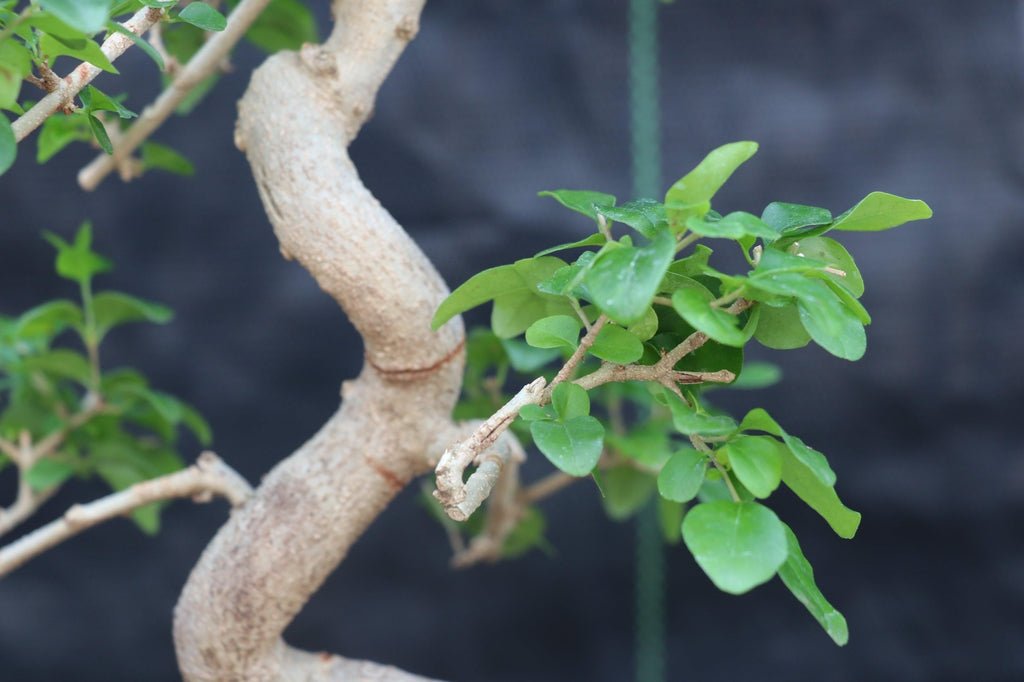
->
{"left": 173, "top": 1, "right": 461, "bottom": 680}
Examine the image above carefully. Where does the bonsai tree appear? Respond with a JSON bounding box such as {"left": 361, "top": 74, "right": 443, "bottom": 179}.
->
{"left": 0, "top": 1, "right": 932, "bottom": 680}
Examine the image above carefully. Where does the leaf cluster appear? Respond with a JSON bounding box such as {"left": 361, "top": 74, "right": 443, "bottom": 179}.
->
{"left": 431, "top": 141, "right": 932, "bottom": 645}
{"left": 1, "top": 223, "right": 210, "bottom": 533}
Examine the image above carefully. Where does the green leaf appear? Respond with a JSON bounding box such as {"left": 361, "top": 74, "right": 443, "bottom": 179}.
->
{"left": 664, "top": 391, "right": 737, "bottom": 437}
{"left": 829, "top": 191, "right": 932, "bottom": 232}
{"left": 671, "top": 287, "right": 745, "bottom": 347}
{"left": 107, "top": 20, "right": 165, "bottom": 70}
{"left": 140, "top": 141, "right": 195, "bottom": 176}
{"left": 626, "top": 306, "right": 658, "bottom": 341}
{"left": 606, "top": 419, "right": 671, "bottom": 469}
{"left": 658, "top": 496, "right": 685, "bottom": 544}
{"left": 25, "top": 457, "right": 76, "bottom": 491}
{"left": 550, "top": 382, "right": 590, "bottom": 421}
{"left": 600, "top": 465, "right": 657, "bottom": 520}
{"left": 665, "top": 141, "right": 759, "bottom": 226}
{"left": 761, "top": 202, "right": 832, "bottom": 236}
{"left": 40, "top": 32, "right": 118, "bottom": 73}
{"left": 657, "top": 447, "right": 706, "bottom": 503}
{"left": 80, "top": 85, "right": 135, "bottom": 119}
{"left": 37, "top": 111, "right": 93, "bottom": 162}
{"left": 14, "top": 299, "right": 83, "bottom": 340}
{"left": 720, "top": 435, "right": 782, "bottom": 498}
{"left": 589, "top": 324, "right": 643, "bottom": 364}
{"left": 539, "top": 189, "right": 616, "bottom": 221}
{"left": 598, "top": 199, "right": 666, "bottom": 239}
{"left": 584, "top": 228, "right": 675, "bottom": 325}
{"left": 731, "top": 361, "right": 782, "bottom": 389}
{"left": 682, "top": 500, "right": 787, "bottom": 594}
{"left": 534, "top": 232, "right": 606, "bottom": 257}
{"left": 0, "top": 116, "right": 14, "bottom": 176}
{"left": 753, "top": 302, "right": 810, "bottom": 350}
{"left": 93, "top": 291, "right": 173, "bottom": 340}
{"left": 44, "top": 223, "right": 112, "bottom": 285}
{"left": 531, "top": 416, "right": 604, "bottom": 476}
{"left": 87, "top": 113, "right": 113, "bottom": 153}
{"left": 177, "top": 2, "right": 227, "bottom": 32}
{"left": 501, "top": 339, "right": 560, "bottom": 373}
{"left": 518, "top": 404, "right": 555, "bottom": 422}
{"left": 40, "top": 0, "right": 113, "bottom": 34}
{"left": 22, "top": 349, "right": 91, "bottom": 384}
{"left": 779, "top": 446, "right": 860, "bottom": 539}
{"left": 525, "top": 315, "right": 580, "bottom": 351}
{"left": 739, "top": 408, "right": 836, "bottom": 487}
{"left": 796, "top": 283, "right": 865, "bottom": 361}
{"left": 778, "top": 523, "right": 849, "bottom": 646}
{"left": 685, "top": 211, "right": 778, "bottom": 240}
{"left": 239, "top": 0, "right": 318, "bottom": 53}
{"left": 502, "top": 507, "right": 549, "bottom": 558}
{"left": 793, "top": 237, "right": 864, "bottom": 297}
{"left": 0, "top": 40, "right": 32, "bottom": 109}
{"left": 180, "top": 401, "right": 212, "bottom": 446}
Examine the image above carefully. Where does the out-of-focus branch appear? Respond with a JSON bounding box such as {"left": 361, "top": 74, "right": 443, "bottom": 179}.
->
{"left": 78, "top": 0, "right": 274, "bottom": 190}
{"left": 0, "top": 452, "right": 251, "bottom": 578}
{"left": 11, "top": 6, "right": 165, "bottom": 142}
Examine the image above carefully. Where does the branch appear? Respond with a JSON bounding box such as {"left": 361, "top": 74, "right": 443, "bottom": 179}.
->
{"left": 11, "top": 6, "right": 164, "bottom": 142}
{"left": 0, "top": 452, "right": 250, "bottom": 578}
{"left": 77, "top": 0, "right": 274, "bottom": 190}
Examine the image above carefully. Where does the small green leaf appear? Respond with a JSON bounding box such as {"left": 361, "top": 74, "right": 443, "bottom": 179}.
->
{"left": 721, "top": 435, "right": 782, "bottom": 498}
{"left": 40, "top": 0, "right": 113, "bottom": 34}
{"left": 180, "top": 401, "right": 212, "bottom": 446}
{"left": 657, "top": 447, "right": 706, "bottom": 503}
{"left": 778, "top": 523, "right": 849, "bottom": 646}
{"left": 671, "top": 287, "right": 745, "bottom": 347}
{"left": 534, "top": 232, "right": 606, "bottom": 257}
{"left": 829, "top": 191, "right": 932, "bottom": 232}
{"left": 40, "top": 32, "right": 118, "bottom": 73}
{"left": 240, "top": 0, "right": 318, "bottom": 53}
{"left": 658, "top": 496, "right": 685, "bottom": 544}
{"left": 87, "top": 113, "right": 113, "bottom": 154}
{"left": 539, "top": 189, "right": 616, "bottom": 221}
{"left": 140, "top": 141, "right": 195, "bottom": 176}
{"left": 584, "top": 228, "right": 675, "bottom": 325}
{"left": 682, "top": 500, "right": 787, "bottom": 594}
{"left": 753, "top": 302, "right": 810, "bottom": 350}
{"left": 626, "top": 306, "right": 658, "bottom": 342}
{"left": 44, "top": 223, "right": 112, "bottom": 285}
{"left": 739, "top": 408, "right": 836, "bottom": 487}
{"left": 664, "top": 391, "right": 737, "bottom": 437}
{"left": 502, "top": 507, "right": 550, "bottom": 558}
{"left": 550, "top": 382, "right": 590, "bottom": 421}
{"left": 25, "top": 457, "right": 76, "bottom": 491}
{"left": 665, "top": 141, "right": 758, "bottom": 226}
{"left": 14, "top": 300, "right": 83, "bottom": 340}
{"left": 589, "top": 324, "right": 643, "bottom": 364}
{"left": 37, "top": 111, "right": 93, "bottom": 163}
{"left": 731, "top": 361, "right": 782, "bottom": 389}
{"left": 0, "top": 40, "right": 32, "bottom": 110}
{"left": 81, "top": 85, "right": 136, "bottom": 119}
{"left": 177, "top": 2, "right": 227, "bottom": 32}
{"left": 0, "top": 116, "right": 14, "bottom": 176}
{"left": 518, "top": 404, "right": 555, "bottom": 421}
{"left": 107, "top": 20, "right": 165, "bottom": 71}
{"left": 93, "top": 291, "right": 173, "bottom": 341}
{"left": 501, "top": 339, "right": 560, "bottom": 373}
{"left": 793, "top": 237, "right": 864, "bottom": 297}
{"left": 606, "top": 419, "right": 671, "bottom": 469}
{"left": 525, "top": 315, "right": 580, "bottom": 351}
{"left": 779, "top": 446, "right": 860, "bottom": 539}
{"left": 598, "top": 199, "right": 666, "bottom": 239}
{"left": 685, "top": 211, "right": 778, "bottom": 240}
{"left": 796, "top": 284, "right": 865, "bottom": 361}
{"left": 601, "top": 465, "right": 657, "bottom": 520}
{"left": 761, "top": 202, "right": 832, "bottom": 236}
{"left": 531, "top": 416, "right": 604, "bottom": 476}
{"left": 22, "top": 349, "right": 92, "bottom": 384}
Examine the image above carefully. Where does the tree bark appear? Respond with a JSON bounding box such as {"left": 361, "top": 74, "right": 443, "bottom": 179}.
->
{"left": 173, "top": 2, "right": 462, "bottom": 679}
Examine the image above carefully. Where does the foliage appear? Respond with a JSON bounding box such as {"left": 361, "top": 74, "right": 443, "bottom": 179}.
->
{"left": 0, "top": 0, "right": 317, "bottom": 175}
{"left": 431, "top": 141, "right": 932, "bottom": 645}
{"left": 0, "top": 223, "right": 210, "bottom": 533}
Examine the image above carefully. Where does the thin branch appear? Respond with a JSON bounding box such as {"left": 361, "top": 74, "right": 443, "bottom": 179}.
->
{"left": 11, "top": 6, "right": 165, "bottom": 142}
{"left": 690, "top": 435, "right": 740, "bottom": 502}
{"left": 78, "top": 0, "right": 274, "bottom": 190}
{"left": 520, "top": 470, "right": 577, "bottom": 505}
{"left": 0, "top": 452, "right": 250, "bottom": 578}
{"left": 551, "top": 314, "right": 606, "bottom": 386}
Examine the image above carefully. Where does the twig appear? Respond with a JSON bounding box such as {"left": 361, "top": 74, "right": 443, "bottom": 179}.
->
{"left": 78, "top": 0, "right": 275, "bottom": 190}
{"left": 0, "top": 452, "right": 251, "bottom": 578}
{"left": 550, "top": 314, "right": 606, "bottom": 386}
{"left": 520, "top": 470, "right": 577, "bottom": 505}
{"left": 11, "top": 7, "right": 165, "bottom": 142}
{"left": 690, "top": 435, "right": 739, "bottom": 502}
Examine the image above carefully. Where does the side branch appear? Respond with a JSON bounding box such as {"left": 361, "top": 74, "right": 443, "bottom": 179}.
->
{"left": 11, "top": 6, "right": 164, "bottom": 142}
{"left": 78, "top": 0, "right": 274, "bottom": 190}
{"left": 0, "top": 452, "right": 250, "bottom": 578}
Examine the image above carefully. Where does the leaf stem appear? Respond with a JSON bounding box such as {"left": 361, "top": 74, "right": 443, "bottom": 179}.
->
{"left": 690, "top": 434, "right": 740, "bottom": 502}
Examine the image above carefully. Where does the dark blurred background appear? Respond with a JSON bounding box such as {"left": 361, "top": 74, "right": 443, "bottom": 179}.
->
{"left": 2, "top": 0, "right": 1023, "bottom": 680}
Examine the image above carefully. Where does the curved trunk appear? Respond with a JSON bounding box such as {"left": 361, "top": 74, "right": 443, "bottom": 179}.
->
{"left": 173, "top": 2, "right": 462, "bottom": 679}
